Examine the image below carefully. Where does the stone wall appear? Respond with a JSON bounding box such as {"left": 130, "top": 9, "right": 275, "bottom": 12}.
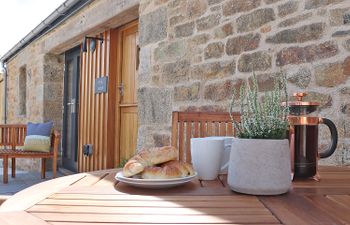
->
{"left": 6, "top": 45, "right": 64, "bottom": 171}
{"left": 138, "top": 0, "right": 350, "bottom": 165}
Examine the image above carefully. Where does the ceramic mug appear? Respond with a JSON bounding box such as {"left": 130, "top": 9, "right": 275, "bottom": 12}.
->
{"left": 206, "top": 136, "right": 234, "bottom": 174}
{"left": 190, "top": 137, "right": 233, "bottom": 180}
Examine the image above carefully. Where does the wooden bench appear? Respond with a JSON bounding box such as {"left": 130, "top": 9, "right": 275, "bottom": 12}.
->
{"left": 171, "top": 111, "right": 240, "bottom": 163}
{"left": 0, "top": 124, "right": 60, "bottom": 183}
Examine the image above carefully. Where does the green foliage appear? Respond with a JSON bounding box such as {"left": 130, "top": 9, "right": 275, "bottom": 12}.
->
{"left": 117, "top": 158, "right": 129, "bottom": 168}
{"left": 229, "top": 73, "right": 289, "bottom": 139}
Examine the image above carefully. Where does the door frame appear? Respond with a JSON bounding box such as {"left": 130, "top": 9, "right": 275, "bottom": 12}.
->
{"left": 62, "top": 46, "right": 81, "bottom": 172}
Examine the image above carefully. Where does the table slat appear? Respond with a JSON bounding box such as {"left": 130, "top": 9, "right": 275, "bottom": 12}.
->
{"left": 38, "top": 198, "right": 263, "bottom": 208}
{"left": 260, "top": 193, "right": 345, "bottom": 225}
{"left": 0, "top": 211, "right": 50, "bottom": 225}
{"left": 28, "top": 205, "right": 271, "bottom": 215}
{"left": 31, "top": 213, "right": 280, "bottom": 224}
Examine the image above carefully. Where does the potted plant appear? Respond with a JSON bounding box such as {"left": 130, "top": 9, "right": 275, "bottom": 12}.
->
{"left": 228, "top": 73, "right": 291, "bottom": 195}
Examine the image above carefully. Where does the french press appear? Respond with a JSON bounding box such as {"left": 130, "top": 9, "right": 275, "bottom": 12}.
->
{"left": 287, "top": 93, "right": 338, "bottom": 179}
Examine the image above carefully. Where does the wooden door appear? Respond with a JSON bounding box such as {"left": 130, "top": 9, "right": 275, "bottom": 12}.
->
{"left": 115, "top": 21, "right": 139, "bottom": 165}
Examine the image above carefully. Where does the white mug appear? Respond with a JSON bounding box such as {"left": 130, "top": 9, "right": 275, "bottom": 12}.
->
{"left": 190, "top": 137, "right": 233, "bottom": 180}
{"left": 205, "top": 136, "right": 234, "bottom": 174}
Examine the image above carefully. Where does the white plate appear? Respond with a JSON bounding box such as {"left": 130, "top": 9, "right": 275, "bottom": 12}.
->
{"left": 115, "top": 171, "right": 197, "bottom": 189}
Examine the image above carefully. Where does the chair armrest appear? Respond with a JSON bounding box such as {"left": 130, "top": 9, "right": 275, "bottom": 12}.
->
{"left": 51, "top": 130, "right": 60, "bottom": 157}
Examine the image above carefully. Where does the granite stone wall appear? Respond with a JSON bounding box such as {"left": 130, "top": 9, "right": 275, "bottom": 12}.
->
{"left": 6, "top": 45, "right": 64, "bottom": 171}
{"left": 138, "top": 0, "right": 350, "bottom": 165}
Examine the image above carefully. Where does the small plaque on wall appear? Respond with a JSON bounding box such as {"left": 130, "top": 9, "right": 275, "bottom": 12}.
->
{"left": 95, "top": 76, "right": 108, "bottom": 94}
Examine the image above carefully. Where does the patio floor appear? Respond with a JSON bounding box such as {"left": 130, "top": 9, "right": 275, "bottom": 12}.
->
{"left": 0, "top": 167, "right": 65, "bottom": 196}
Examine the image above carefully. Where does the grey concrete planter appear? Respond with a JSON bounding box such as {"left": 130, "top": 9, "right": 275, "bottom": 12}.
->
{"left": 228, "top": 138, "right": 291, "bottom": 195}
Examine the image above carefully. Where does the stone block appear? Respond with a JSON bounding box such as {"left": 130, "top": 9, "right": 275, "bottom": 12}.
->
{"left": 288, "top": 67, "right": 311, "bottom": 88}
{"left": 302, "top": 91, "right": 332, "bottom": 108}
{"left": 314, "top": 61, "right": 347, "bottom": 87}
{"left": 332, "top": 30, "right": 350, "bottom": 37}
{"left": 174, "top": 22, "right": 195, "bottom": 38}
{"left": 191, "top": 60, "right": 235, "bottom": 80}
{"left": 154, "top": 40, "right": 186, "bottom": 63}
{"left": 210, "top": 5, "right": 221, "bottom": 12}
{"left": 276, "top": 41, "right": 338, "bottom": 66}
{"left": 267, "top": 23, "right": 324, "bottom": 44}
{"left": 204, "top": 42, "right": 224, "bottom": 59}
{"left": 174, "top": 82, "right": 200, "bottom": 101}
{"left": 343, "top": 39, "right": 350, "bottom": 51}
{"left": 341, "top": 104, "right": 350, "bottom": 115}
{"left": 340, "top": 87, "right": 350, "bottom": 95}
{"left": 153, "top": 133, "right": 171, "bottom": 147}
{"left": 214, "top": 23, "right": 234, "bottom": 39}
{"left": 223, "top": 0, "right": 261, "bottom": 16}
{"left": 169, "top": 15, "right": 186, "bottom": 26}
{"left": 43, "top": 54, "right": 64, "bottom": 82}
{"left": 238, "top": 51, "right": 272, "bottom": 72}
{"left": 237, "top": 8, "right": 275, "bottom": 33}
{"left": 343, "top": 56, "right": 350, "bottom": 75}
{"left": 330, "top": 8, "right": 350, "bottom": 26}
{"left": 162, "top": 60, "right": 190, "bottom": 84}
{"left": 140, "top": 7, "right": 167, "bottom": 46}
{"left": 226, "top": 33, "right": 260, "bottom": 55}
{"left": 44, "top": 82, "right": 63, "bottom": 101}
{"left": 181, "top": 105, "right": 226, "bottom": 112}
{"left": 305, "top": 0, "right": 345, "bottom": 9}
{"left": 204, "top": 79, "right": 244, "bottom": 101}
{"left": 189, "top": 33, "right": 210, "bottom": 46}
{"left": 139, "top": 46, "right": 152, "bottom": 75}
{"left": 187, "top": 0, "right": 208, "bottom": 19}
{"left": 249, "top": 73, "right": 275, "bottom": 92}
{"left": 138, "top": 87, "right": 172, "bottom": 125}
{"left": 196, "top": 14, "right": 221, "bottom": 31}
{"left": 278, "top": 12, "right": 313, "bottom": 27}
{"left": 208, "top": 0, "right": 224, "bottom": 5}
{"left": 264, "top": 0, "right": 282, "bottom": 4}
{"left": 278, "top": 1, "right": 299, "bottom": 18}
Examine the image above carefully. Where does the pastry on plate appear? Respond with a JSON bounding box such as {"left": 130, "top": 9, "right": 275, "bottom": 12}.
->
{"left": 141, "top": 160, "right": 195, "bottom": 179}
{"left": 123, "top": 146, "right": 177, "bottom": 177}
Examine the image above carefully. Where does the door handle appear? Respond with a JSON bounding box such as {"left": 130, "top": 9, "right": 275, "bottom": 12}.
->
{"left": 67, "top": 99, "right": 76, "bottom": 113}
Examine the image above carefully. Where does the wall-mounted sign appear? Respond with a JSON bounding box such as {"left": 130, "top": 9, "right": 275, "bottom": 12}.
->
{"left": 95, "top": 76, "right": 108, "bottom": 94}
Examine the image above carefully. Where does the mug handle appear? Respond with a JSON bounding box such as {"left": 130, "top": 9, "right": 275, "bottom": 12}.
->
{"left": 319, "top": 118, "right": 338, "bottom": 158}
{"left": 220, "top": 141, "right": 232, "bottom": 171}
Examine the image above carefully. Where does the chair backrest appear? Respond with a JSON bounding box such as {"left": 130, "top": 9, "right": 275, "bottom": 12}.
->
{"left": 0, "top": 124, "right": 59, "bottom": 150}
{"left": 0, "top": 124, "right": 27, "bottom": 149}
{"left": 171, "top": 111, "right": 240, "bottom": 163}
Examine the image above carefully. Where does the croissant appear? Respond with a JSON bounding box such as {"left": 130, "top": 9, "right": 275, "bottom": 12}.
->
{"left": 141, "top": 160, "right": 195, "bottom": 179}
{"left": 123, "top": 146, "right": 178, "bottom": 177}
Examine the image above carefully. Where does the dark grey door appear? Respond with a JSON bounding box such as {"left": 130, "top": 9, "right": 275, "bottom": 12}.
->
{"left": 62, "top": 47, "right": 80, "bottom": 172}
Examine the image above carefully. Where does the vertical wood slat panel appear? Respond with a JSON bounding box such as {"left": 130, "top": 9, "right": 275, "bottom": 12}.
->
{"left": 178, "top": 121, "right": 184, "bottom": 162}
{"left": 79, "top": 31, "right": 110, "bottom": 172}
{"left": 99, "top": 31, "right": 106, "bottom": 170}
{"left": 104, "top": 31, "right": 110, "bottom": 169}
{"left": 185, "top": 122, "right": 191, "bottom": 162}
{"left": 78, "top": 46, "right": 83, "bottom": 172}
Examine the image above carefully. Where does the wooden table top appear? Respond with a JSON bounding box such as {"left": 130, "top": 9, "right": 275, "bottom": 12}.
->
{"left": 1, "top": 166, "right": 350, "bottom": 225}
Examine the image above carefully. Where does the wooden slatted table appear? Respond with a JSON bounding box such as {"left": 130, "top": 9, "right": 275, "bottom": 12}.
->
{"left": 1, "top": 166, "right": 350, "bottom": 225}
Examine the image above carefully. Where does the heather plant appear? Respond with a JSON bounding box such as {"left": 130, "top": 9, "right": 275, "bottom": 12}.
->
{"left": 229, "top": 73, "right": 289, "bottom": 139}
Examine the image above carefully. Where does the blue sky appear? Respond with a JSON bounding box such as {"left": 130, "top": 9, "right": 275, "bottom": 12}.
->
{"left": 0, "top": 0, "right": 65, "bottom": 59}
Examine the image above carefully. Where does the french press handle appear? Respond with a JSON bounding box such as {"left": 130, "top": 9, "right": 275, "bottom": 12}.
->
{"left": 319, "top": 118, "right": 338, "bottom": 158}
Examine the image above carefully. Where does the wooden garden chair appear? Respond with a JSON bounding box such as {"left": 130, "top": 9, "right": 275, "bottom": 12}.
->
{"left": 171, "top": 111, "right": 240, "bottom": 163}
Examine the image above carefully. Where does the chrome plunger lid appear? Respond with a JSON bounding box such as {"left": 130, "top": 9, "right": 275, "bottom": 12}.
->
{"left": 285, "top": 92, "right": 320, "bottom": 116}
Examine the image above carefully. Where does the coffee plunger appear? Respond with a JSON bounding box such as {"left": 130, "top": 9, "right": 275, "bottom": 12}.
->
{"left": 287, "top": 93, "right": 338, "bottom": 179}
